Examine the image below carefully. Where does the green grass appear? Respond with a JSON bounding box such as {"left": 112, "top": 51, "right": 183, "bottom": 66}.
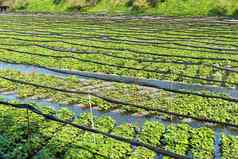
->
{"left": 85, "top": 0, "right": 220, "bottom": 16}
{"left": 21, "top": 0, "right": 69, "bottom": 13}
{"left": 147, "top": 0, "right": 217, "bottom": 16}
{"left": 85, "top": 0, "right": 129, "bottom": 14}
{"left": 5, "top": 0, "right": 238, "bottom": 16}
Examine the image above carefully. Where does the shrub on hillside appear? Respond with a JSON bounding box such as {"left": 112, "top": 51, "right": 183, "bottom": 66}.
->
{"left": 53, "top": 0, "right": 62, "bottom": 5}
{"left": 208, "top": 6, "right": 227, "bottom": 16}
{"left": 129, "top": 0, "right": 166, "bottom": 12}
{"left": 233, "top": 9, "right": 238, "bottom": 17}
{"left": 133, "top": 0, "right": 150, "bottom": 9}
{"left": 65, "top": 0, "right": 99, "bottom": 11}
{"left": 148, "top": 0, "right": 166, "bottom": 7}
{"left": 14, "top": 0, "right": 28, "bottom": 10}
{"left": 127, "top": 0, "right": 150, "bottom": 13}
{"left": 66, "top": 0, "right": 98, "bottom": 7}
{"left": 112, "top": 0, "right": 128, "bottom": 6}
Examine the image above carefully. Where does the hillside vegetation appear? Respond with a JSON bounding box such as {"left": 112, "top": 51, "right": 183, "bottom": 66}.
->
{"left": 1, "top": 0, "right": 238, "bottom": 16}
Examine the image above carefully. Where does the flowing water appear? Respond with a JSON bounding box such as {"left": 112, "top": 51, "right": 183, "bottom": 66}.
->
{"left": 0, "top": 61, "right": 238, "bottom": 158}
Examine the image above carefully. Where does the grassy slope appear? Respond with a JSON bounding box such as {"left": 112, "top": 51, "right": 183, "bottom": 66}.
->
{"left": 86, "top": 0, "right": 238, "bottom": 16}
{"left": 3, "top": 0, "right": 238, "bottom": 16}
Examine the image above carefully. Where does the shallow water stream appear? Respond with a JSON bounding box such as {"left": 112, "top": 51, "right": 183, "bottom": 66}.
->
{"left": 0, "top": 61, "right": 238, "bottom": 158}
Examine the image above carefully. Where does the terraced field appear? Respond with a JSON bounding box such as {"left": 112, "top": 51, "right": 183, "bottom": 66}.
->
{"left": 0, "top": 14, "right": 238, "bottom": 159}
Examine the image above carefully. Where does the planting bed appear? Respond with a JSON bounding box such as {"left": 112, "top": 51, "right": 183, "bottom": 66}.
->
{"left": 0, "top": 14, "right": 238, "bottom": 158}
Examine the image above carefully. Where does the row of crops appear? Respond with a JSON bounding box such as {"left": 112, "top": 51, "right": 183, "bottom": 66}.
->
{"left": 0, "top": 14, "right": 238, "bottom": 158}
{"left": 1, "top": 16, "right": 238, "bottom": 88}
{"left": 0, "top": 103, "right": 238, "bottom": 159}
{"left": 0, "top": 69, "right": 238, "bottom": 127}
